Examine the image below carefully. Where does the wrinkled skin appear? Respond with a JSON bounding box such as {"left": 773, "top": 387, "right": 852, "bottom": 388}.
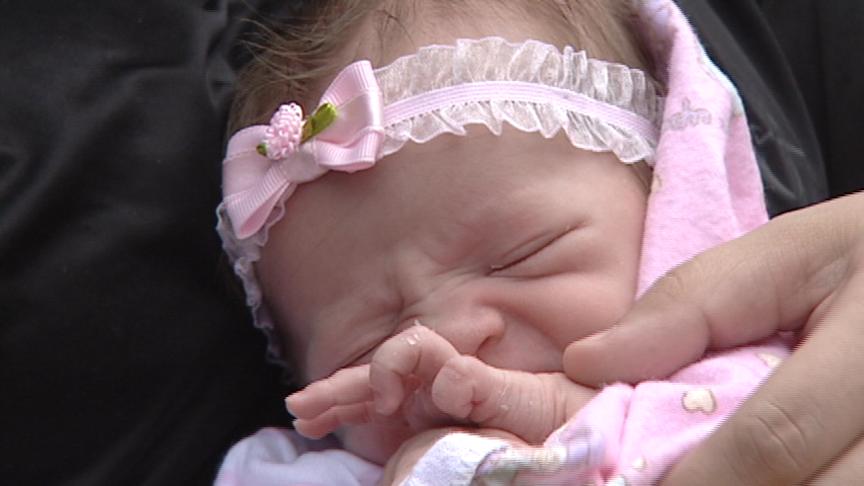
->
{"left": 263, "top": 126, "right": 649, "bottom": 464}
{"left": 286, "top": 325, "right": 595, "bottom": 444}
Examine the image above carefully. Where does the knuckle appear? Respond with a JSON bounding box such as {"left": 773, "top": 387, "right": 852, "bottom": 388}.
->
{"left": 377, "top": 325, "right": 437, "bottom": 359}
{"left": 314, "top": 377, "right": 339, "bottom": 396}
{"left": 436, "top": 357, "right": 467, "bottom": 387}
{"left": 330, "top": 366, "right": 358, "bottom": 381}
{"left": 410, "top": 325, "right": 450, "bottom": 353}
{"left": 444, "top": 355, "right": 483, "bottom": 376}
{"left": 398, "top": 322, "right": 437, "bottom": 342}
{"left": 378, "top": 331, "right": 409, "bottom": 354}
{"left": 728, "top": 399, "right": 814, "bottom": 481}
{"left": 369, "top": 354, "right": 399, "bottom": 380}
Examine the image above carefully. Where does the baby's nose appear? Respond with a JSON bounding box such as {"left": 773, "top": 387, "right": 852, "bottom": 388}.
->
{"left": 428, "top": 305, "right": 506, "bottom": 357}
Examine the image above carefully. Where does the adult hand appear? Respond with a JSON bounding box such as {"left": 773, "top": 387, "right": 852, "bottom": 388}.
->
{"left": 563, "top": 192, "right": 864, "bottom": 485}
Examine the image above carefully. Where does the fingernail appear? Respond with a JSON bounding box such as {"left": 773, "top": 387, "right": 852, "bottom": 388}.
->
{"left": 291, "top": 419, "right": 311, "bottom": 438}
{"left": 284, "top": 395, "right": 299, "bottom": 415}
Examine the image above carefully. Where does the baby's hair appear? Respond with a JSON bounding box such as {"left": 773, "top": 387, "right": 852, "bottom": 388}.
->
{"left": 229, "top": 0, "right": 652, "bottom": 134}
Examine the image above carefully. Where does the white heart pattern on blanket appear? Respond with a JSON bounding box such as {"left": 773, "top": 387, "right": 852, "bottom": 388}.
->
{"left": 681, "top": 388, "right": 717, "bottom": 414}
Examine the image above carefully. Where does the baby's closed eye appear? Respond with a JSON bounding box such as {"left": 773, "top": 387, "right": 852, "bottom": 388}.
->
{"left": 490, "top": 227, "right": 580, "bottom": 277}
{"left": 338, "top": 316, "right": 421, "bottom": 370}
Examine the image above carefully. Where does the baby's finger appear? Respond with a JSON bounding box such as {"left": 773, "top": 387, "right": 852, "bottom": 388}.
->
{"left": 292, "top": 401, "right": 379, "bottom": 439}
{"left": 432, "top": 357, "right": 591, "bottom": 443}
{"left": 369, "top": 324, "right": 458, "bottom": 415}
{"left": 431, "top": 355, "right": 508, "bottom": 422}
{"left": 285, "top": 364, "right": 372, "bottom": 419}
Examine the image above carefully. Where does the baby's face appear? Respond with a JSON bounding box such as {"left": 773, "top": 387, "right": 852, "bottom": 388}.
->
{"left": 259, "top": 126, "right": 648, "bottom": 382}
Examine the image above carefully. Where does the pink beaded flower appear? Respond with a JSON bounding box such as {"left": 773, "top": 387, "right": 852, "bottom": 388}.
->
{"left": 260, "top": 103, "right": 304, "bottom": 160}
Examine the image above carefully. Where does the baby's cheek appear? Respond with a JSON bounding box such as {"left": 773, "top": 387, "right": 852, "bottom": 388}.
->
{"left": 537, "top": 274, "right": 637, "bottom": 348}
{"left": 583, "top": 275, "right": 637, "bottom": 326}
{"left": 579, "top": 301, "right": 631, "bottom": 346}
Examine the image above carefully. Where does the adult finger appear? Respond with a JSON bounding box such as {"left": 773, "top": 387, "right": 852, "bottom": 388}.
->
{"left": 292, "top": 402, "right": 377, "bottom": 439}
{"left": 563, "top": 194, "right": 861, "bottom": 386}
{"left": 808, "top": 434, "right": 864, "bottom": 484}
{"left": 661, "top": 269, "right": 864, "bottom": 485}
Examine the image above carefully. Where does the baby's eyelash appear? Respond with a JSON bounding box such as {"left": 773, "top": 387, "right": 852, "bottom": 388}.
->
{"left": 343, "top": 316, "right": 419, "bottom": 367}
{"left": 490, "top": 227, "right": 573, "bottom": 273}
{"left": 489, "top": 246, "right": 546, "bottom": 272}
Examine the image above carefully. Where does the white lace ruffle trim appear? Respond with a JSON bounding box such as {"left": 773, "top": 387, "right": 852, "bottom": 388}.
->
{"left": 376, "top": 37, "right": 663, "bottom": 164}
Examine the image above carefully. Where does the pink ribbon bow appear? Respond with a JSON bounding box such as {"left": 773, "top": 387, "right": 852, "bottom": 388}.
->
{"left": 222, "top": 61, "right": 384, "bottom": 239}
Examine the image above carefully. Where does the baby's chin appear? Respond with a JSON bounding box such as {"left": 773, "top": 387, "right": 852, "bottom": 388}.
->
{"left": 338, "top": 423, "right": 418, "bottom": 465}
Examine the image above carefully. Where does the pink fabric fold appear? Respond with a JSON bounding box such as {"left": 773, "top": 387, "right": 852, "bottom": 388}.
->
{"left": 635, "top": 0, "right": 768, "bottom": 294}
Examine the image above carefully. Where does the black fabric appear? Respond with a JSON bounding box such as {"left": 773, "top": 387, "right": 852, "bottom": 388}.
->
{"left": 677, "top": 0, "right": 864, "bottom": 208}
{"left": 1, "top": 1, "right": 859, "bottom": 485}
{"left": 0, "top": 1, "right": 289, "bottom": 485}
{"left": 758, "top": 0, "right": 864, "bottom": 197}
{"left": 678, "top": 0, "right": 829, "bottom": 215}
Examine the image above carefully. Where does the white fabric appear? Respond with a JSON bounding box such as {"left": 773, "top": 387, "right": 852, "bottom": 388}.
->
{"left": 400, "top": 433, "right": 508, "bottom": 486}
{"left": 215, "top": 428, "right": 382, "bottom": 486}
{"left": 377, "top": 38, "right": 662, "bottom": 163}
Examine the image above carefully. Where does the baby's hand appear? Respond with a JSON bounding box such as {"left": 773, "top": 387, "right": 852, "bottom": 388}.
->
{"left": 285, "top": 363, "right": 385, "bottom": 439}
{"left": 371, "top": 324, "right": 597, "bottom": 443}
{"left": 427, "top": 354, "right": 596, "bottom": 444}
{"left": 287, "top": 325, "right": 596, "bottom": 443}
{"left": 285, "top": 324, "right": 462, "bottom": 439}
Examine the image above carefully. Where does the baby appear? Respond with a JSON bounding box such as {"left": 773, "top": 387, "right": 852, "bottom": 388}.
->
{"left": 216, "top": 0, "right": 787, "bottom": 484}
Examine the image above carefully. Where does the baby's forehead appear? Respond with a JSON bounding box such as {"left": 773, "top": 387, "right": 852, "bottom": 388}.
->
{"left": 268, "top": 126, "right": 635, "bottom": 277}
{"left": 287, "top": 127, "right": 582, "bottom": 228}
{"left": 276, "top": 128, "right": 543, "bottom": 247}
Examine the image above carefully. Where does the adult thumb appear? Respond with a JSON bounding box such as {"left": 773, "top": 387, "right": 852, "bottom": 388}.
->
{"left": 563, "top": 194, "right": 859, "bottom": 386}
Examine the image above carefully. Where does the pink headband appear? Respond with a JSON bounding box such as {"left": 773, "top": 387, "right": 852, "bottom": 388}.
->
{"left": 217, "top": 37, "right": 663, "bottom": 362}
{"left": 221, "top": 38, "right": 662, "bottom": 241}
